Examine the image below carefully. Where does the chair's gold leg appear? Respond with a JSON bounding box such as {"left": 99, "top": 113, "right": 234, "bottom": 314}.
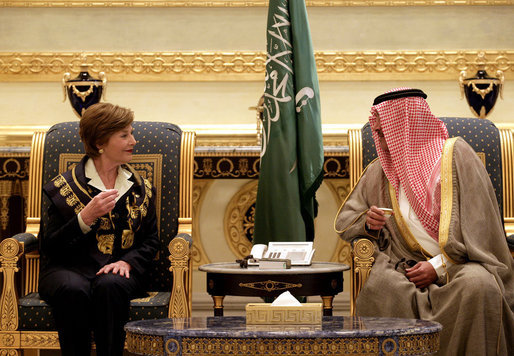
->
{"left": 0, "top": 349, "right": 20, "bottom": 355}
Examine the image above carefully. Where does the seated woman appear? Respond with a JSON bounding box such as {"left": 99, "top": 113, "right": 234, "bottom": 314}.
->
{"left": 335, "top": 88, "right": 513, "bottom": 355}
{"left": 38, "top": 103, "right": 160, "bottom": 356}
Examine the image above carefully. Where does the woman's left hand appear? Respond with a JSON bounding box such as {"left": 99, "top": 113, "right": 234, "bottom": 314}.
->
{"left": 97, "top": 260, "right": 132, "bottom": 279}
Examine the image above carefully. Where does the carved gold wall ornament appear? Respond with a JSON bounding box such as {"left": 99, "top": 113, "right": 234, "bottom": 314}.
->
{"left": 1, "top": 51, "right": 512, "bottom": 81}
{"left": 191, "top": 180, "right": 212, "bottom": 267}
{"left": 0, "top": 159, "right": 26, "bottom": 180}
{"left": 224, "top": 180, "right": 258, "bottom": 259}
{"left": 325, "top": 179, "right": 352, "bottom": 264}
{"left": 323, "top": 157, "right": 350, "bottom": 178}
{"left": 1, "top": 0, "right": 512, "bottom": 7}
{"left": 195, "top": 157, "right": 260, "bottom": 178}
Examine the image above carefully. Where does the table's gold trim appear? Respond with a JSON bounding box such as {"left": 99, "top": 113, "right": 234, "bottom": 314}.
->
{"left": 1, "top": 0, "right": 512, "bottom": 7}
{"left": 1, "top": 50, "right": 512, "bottom": 81}
{"left": 126, "top": 332, "right": 164, "bottom": 356}
{"left": 238, "top": 280, "right": 302, "bottom": 292}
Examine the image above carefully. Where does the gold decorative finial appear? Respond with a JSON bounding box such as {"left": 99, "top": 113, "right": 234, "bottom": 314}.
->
{"left": 249, "top": 95, "right": 265, "bottom": 145}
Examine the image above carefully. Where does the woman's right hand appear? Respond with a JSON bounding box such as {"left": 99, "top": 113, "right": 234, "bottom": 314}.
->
{"left": 80, "top": 189, "right": 119, "bottom": 226}
{"left": 366, "top": 206, "right": 387, "bottom": 230}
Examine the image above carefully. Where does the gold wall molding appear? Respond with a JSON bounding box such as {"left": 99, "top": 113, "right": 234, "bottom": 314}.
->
{"left": 0, "top": 50, "right": 512, "bottom": 82}
{"left": 1, "top": 0, "right": 512, "bottom": 7}
{"left": 325, "top": 179, "right": 352, "bottom": 265}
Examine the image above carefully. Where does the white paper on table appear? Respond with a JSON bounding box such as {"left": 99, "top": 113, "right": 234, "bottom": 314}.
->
{"left": 271, "top": 291, "right": 302, "bottom": 306}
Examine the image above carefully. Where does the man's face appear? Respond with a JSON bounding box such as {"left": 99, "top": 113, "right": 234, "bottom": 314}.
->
{"left": 372, "top": 114, "right": 389, "bottom": 153}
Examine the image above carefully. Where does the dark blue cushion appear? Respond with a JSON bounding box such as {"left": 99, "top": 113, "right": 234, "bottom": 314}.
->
{"left": 18, "top": 292, "right": 171, "bottom": 331}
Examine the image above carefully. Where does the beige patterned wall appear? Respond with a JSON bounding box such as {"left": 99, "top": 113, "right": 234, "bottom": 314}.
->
{"left": 0, "top": 5, "right": 513, "bottom": 127}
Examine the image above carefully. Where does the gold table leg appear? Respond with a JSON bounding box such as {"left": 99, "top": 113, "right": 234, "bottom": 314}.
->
{"left": 321, "top": 295, "right": 334, "bottom": 316}
{"left": 212, "top": 295, "right": 225, "bottom": 316}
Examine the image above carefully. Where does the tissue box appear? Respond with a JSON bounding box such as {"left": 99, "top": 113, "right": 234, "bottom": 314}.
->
{"left": 245, "top": 303, "right": 322, "bottom": 324}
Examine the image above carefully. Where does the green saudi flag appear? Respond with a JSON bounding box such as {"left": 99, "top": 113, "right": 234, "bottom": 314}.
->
{"left": 253, "top": 0, "right": 323, "bottom": 244}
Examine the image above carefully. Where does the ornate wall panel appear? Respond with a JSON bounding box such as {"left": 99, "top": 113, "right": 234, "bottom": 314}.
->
{"left": 1, "top": 51, "right": 512, "bottom": 81}
{"left": 192, "top": 147, "right": 350, "bottom": 266}
{"left": 191, "top": 180, "right": 212, "bottom": 267}
{"left": 223, "top": 180, "right": 257, "bottom": 259}
{"left": 325, "top": 180, "right": 352, "bottom": 265}
{"left": 0, "top": 154, "right": 29, "bottom": 240}
{"left": 0, "top": 142, "right": 352, "bottom": 271}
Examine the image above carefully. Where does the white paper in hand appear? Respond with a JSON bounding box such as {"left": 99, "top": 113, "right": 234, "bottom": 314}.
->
{"left": 271, "top": 291, "right": 302, "bottom": 306}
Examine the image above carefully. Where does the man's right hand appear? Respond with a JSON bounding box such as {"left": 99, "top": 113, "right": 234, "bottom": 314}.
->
{"left": 366, "top": 206, "right": 388, "bottom": 230}
{"left": 80, "top": 189, "right": 118, "bottom": 226}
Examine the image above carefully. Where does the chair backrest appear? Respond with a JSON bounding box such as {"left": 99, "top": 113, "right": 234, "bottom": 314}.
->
{"left": 360, "top": 117, "right": 504, "bottom": 217}
{"left": 38, "top": 121, "right": 194, "bottom": 292}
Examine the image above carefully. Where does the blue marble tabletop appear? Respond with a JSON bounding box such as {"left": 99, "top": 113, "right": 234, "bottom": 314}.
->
{"left": 125, "top": 316, "right": 441, "bottom": 339}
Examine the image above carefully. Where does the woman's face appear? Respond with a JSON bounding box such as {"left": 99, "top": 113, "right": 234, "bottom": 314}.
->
{"left": 98, "top": 125, "right": 136, "bottom": 166}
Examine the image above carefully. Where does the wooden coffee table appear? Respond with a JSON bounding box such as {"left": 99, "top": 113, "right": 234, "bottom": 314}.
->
{"left": 198, "top": 262, "right": 349, "bottom": 316}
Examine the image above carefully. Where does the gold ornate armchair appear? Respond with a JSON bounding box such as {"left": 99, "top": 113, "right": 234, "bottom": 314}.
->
{"left": 0, "top": 121, "right": 195, "bottom": 354}
{"left": 347, "top": 117, "right": 514, "bottom": 315}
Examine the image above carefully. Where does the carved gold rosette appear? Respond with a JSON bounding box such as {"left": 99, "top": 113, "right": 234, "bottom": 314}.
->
{"left": 0, "top": 51, "right": 512, "bottom": 81}
{"left": 223, "top": 180, "right": 257, "bottom": 259}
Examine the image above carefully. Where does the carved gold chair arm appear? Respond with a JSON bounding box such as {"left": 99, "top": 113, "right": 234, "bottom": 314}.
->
{"left": 168, "top": 233, "right": 193, "bottom": 318}
{"left": 350, "top": 238, "right": 375, "bottom": 316}
{"left": 0, "top": 234, "right": 36, "bottom": 331}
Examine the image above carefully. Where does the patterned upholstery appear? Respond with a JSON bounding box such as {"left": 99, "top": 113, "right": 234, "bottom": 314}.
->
{"left": 361, "top": 117, "right": 503, "bottom": 216}
{"left": 19, "top": 292, "right": 171, "bottom": 331}
{"left": 2, "top": 121, "right": 195, "bottom": 343}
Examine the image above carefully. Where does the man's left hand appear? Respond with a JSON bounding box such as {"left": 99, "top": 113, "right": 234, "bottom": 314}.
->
{"left": 405, "top": 261, "right": 437, "bottom": 289}
{"left": 97, "top": 260, "right": 132, "bottom": 279}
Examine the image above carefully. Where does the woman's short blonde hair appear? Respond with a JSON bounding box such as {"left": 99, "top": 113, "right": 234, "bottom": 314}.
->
{"left": 79, "top": 103, "right": 134, "bottom": 158}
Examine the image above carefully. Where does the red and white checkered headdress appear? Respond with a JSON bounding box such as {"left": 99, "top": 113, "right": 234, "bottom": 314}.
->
{"left": 369, "top": 88, "right": 449, "bottom": 240}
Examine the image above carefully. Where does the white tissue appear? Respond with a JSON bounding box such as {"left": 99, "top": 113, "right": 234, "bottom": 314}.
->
{"left": 271, "top": 291, "right": 302, "bottom": 306}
